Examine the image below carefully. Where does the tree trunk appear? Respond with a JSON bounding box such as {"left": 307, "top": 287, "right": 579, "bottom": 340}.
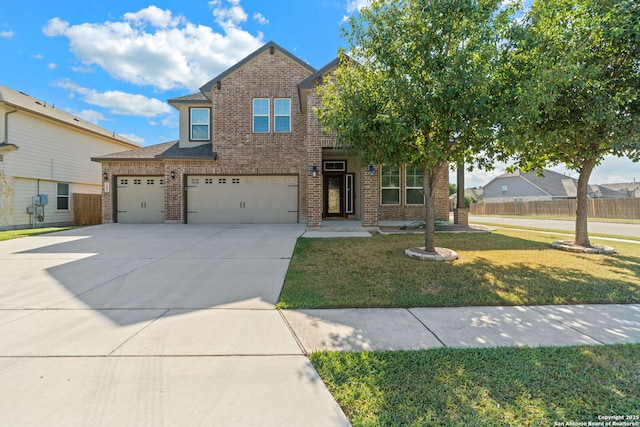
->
{"left": 422, "top": 163, "right": 442, "bottom": 253}
{"left": 574, "top": 159, "right": 596, "bottom": 248}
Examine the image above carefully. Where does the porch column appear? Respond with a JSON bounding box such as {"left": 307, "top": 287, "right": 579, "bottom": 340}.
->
{"left": 164, "top": 164, "right": 184, "bottom": 223}
{"left": 361, "top": 165, "right": 379, "bottom": 227}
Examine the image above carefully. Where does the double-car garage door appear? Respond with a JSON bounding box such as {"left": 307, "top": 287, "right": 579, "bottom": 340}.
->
{"left": 186, "top": 175, "right": 298, "bottom": 223}
{"left": 116, "top": 175, "right": 298, "bottom": 224}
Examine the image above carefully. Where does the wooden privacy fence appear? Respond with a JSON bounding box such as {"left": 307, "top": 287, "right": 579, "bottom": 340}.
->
{"left": 470, "top": 198, "right": 640, "bottom": 219}
{"left": 73, "top": 193, "right": 102, "bottom": 225}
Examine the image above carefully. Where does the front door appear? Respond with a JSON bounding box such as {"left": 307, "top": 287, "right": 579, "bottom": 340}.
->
{"left": 324, "top": 174, "right": 344, "bottom": 217}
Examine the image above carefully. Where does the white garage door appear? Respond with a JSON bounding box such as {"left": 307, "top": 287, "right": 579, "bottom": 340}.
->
{"left": 186, "top": 175, "right": 298, "bottom": 223}
{"left": 116, "top": 176, "right": 165, "bottom": 223}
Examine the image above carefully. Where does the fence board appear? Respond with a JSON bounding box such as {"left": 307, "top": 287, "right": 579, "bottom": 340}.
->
{"left": 470, "top": 198, "right": 639, "bottom": 219}
{"left": 73, "top": 193, "right": 102, "bottom": 225}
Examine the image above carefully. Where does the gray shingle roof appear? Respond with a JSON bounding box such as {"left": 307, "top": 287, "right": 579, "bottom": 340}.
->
{"left": 92, "top": 141, "right": 217, "bottom": 162}
{"left": 520, "top": 170, "right": 578, "bottom": 197}
{"left": 167, "top": 92, "right": 209, "bottom": 104}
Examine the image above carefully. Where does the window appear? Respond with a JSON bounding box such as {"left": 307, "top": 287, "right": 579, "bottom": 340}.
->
{"left": 190, "top": 108, "right": 211, "bottom": 141}
{"left": 323, "top": 161, "right": 346, "bottom": 171}
{"left": 253, "top": 98, "right": 270, "bottom": 133}
{"left": 274, "top": 98, "right": 291, "bottom": 133}
{"left": 501, "top": 185, "right": 508, "bottom": 195}
{"left": 405, "top": 166, "right": 424, "bottom": 205}
{"left": 381, "top": 165, "right": 400, "bottom": 205}
{"left": 56, "top": 183, "right": 69, "bottom": 210}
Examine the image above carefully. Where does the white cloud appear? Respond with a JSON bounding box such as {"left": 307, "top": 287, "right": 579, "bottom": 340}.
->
{"left": 47, "top": 63, "right": 57, "bottom": 70}
{"left": 346, "top": 0, "right": 371, "bottom": 13}
{"left": 43, "top": 3, "right": 264, "bottom": 91}
{"left": 31, "top": 54, "right": 44, "bottom": 59}
{"left": 253, "top": 12, "right": 269, "bottom": 25}
{"left": 54, "top": 79, "right": 172, "bottom": 117}
{"left": 0, "top": 30, "right": 14, "bottom": 38}
{"left": 74, "top": 109, "right": 109, "bottom": 124}
{"left": 119, "top": 133, "right": 146, "bottom": 144}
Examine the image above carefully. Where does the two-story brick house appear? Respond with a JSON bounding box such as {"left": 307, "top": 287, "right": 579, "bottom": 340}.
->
{"left": 93, "top": 41, "right": 450, "bottom": 227}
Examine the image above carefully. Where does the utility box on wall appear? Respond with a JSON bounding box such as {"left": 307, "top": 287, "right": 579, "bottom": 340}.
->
{"left": 32, "top": 194, "right": 49, "bottom": 205}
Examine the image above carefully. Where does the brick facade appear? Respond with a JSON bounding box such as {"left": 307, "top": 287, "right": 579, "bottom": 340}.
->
{"left": 96, "top": 42, "right": 451, "bottom": 228}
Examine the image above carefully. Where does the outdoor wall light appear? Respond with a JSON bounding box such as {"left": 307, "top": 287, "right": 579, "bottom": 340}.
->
{"left": 311, "top": 165, "right": 318, "bottom": 178}
{"left": 170, "top": 171, "right": 176, "bottom": 179}
{"left": 216, "top": 81, "right": 221, "bottom": 90}
{"left": 103, "top": 172, "right": 109, "bottom": 181}
{"left": 368, "top": 164, "right": 376, "bottom": 176}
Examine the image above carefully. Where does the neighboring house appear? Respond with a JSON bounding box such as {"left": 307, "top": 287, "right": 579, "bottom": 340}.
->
{"left": 590, "top": 182, "right": 640, "bottom": 198}
{"left": 93, "top": 42, "right": 450, "bottom": 227}
{"left": 0, "top": 84, "right": 139, "bottom": 230}
{"left": 482, "top": 169, "right": 579, "bottom": 203}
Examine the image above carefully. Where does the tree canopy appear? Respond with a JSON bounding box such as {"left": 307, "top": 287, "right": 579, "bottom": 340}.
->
{"left": 317, "top": 0, "right": 511, "bottom": 252}
{"left": 498, "top": 0, "right": 640, "bottom": 247}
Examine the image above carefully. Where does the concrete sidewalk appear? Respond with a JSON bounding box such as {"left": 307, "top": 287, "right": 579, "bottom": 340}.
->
{"left": 282, "top": 304, "right": 640, "bottom": 353}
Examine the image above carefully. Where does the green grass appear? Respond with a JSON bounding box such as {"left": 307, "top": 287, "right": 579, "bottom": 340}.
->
{"left": 277, "top": 229, "right": 640, "bottom": 308}
{"left": 311, "top": 344, "right": 640, "bottom": 427}
{"left": 471, "top": 221, "right": 640, "bottom": 242}
{"left": 0, "top": 226, "right": 77, "bottom": 241}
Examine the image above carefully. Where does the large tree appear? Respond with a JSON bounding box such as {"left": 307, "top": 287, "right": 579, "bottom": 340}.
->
{"left": 498, "top": 0, "right": 640, "bottom": 248}
{"left": 317, "top": 0, "right": 511, "bottom": 253}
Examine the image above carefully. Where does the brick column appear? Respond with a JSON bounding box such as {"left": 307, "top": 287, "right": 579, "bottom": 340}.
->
{"left": 454, "top": 207, "right": 469, "bottom": 226}
{"left": 435, "top": 162, "right": 450, "bottom": 221}
{"left": 361, "top": 166, "right": 380, "bottom": 227}
{"left": 164, "top": 164, "right": 184, "bottom": 223}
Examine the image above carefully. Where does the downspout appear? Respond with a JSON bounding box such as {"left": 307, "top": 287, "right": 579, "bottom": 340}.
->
{"left": 2, "top": 106, "right": 19, "bottom": 144}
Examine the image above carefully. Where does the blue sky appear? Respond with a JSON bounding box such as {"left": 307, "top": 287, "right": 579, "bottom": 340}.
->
{"left": 1, "top": 0, "right": 637, "bottom": 186}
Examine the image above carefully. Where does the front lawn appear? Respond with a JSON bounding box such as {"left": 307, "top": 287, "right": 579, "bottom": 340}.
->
{"left": 311, "top": 344, "right": 640, "bottom": 427}
{"left": 278, "top": 229, "right": 640, "bottom": 308}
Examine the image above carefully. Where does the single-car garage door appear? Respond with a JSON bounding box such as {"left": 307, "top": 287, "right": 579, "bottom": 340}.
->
{"left": 116, "top": 176, "right": 165, "bottom": 223}
{"left": 186, "top": 175, "right": 298, "bottom": 223}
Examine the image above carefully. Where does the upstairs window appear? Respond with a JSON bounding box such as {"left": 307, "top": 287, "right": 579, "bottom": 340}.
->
{"left": 381, "top": 165, "right": 400, "bottom": 205}
{"left": 253, "top": 98, "right": 270, "bottom": 133}
{"left": 274, "top": 98, "right": 291, "bottom": 133}
{"left": 190, "top": 108, "right": 211, "bottom": 141}
{"left": 405, "top": 166, "right": 425, "bottom": 205}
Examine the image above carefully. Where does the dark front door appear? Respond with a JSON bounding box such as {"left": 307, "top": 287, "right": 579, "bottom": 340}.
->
{"left": 324, "top": 174, "right": 345, "bottom": 217}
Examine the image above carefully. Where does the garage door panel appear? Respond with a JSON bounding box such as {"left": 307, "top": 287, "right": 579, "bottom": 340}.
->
{"left": 187, "top": 175, "right": 298, "bottom": 224}
{"left": 117, "top": 177, "right": 165, "bottom": 223}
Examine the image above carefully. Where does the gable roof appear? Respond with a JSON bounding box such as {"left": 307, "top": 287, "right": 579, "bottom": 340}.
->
{"left": 485, "top": 169, "right": 578, "bottom": 198}
{"left": 199, "top": 41, "right": 316, "bottom": 94}
{"left": 91, "top": 140, "right": 217, "bottom": 162}
{"left": 0, "top": 84, "right": 140, "bottom": 149}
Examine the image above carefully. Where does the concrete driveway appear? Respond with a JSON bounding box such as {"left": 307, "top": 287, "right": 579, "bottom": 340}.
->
{"left": 0, "top": 224, "right": 350, "bottom": 426}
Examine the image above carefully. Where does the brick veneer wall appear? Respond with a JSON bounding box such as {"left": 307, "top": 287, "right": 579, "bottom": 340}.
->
{"left": 101, "top": 161, "right": 165, "bottom": 223}
{"left": 208, "top": 48, "right": 313, "bottom": 223}
{"left": 379, "top": 163, "right": 450, "bottom": 222}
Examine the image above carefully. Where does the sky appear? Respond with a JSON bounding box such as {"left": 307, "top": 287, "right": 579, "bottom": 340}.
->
{"left": 1, "top": 0, "right": 637, "bottom": 187}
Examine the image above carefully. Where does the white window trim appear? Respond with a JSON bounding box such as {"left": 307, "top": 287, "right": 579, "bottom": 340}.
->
{"left": 405, "top": 166, "right": 425, "bottom": 205}
{"left": 253, "top": 98, "right": 270, "bottom": 133}
{"left": 190, "top": 107, "right": 211, "bottom": 141}
{"left": 380, "top": 165, "right": 401, "bottom": 206}
{"left": 56, "top": 182, "right": 70, "bottom": 211}
{"left": 274, "top": 98, "right": 291, "bottom": 133}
